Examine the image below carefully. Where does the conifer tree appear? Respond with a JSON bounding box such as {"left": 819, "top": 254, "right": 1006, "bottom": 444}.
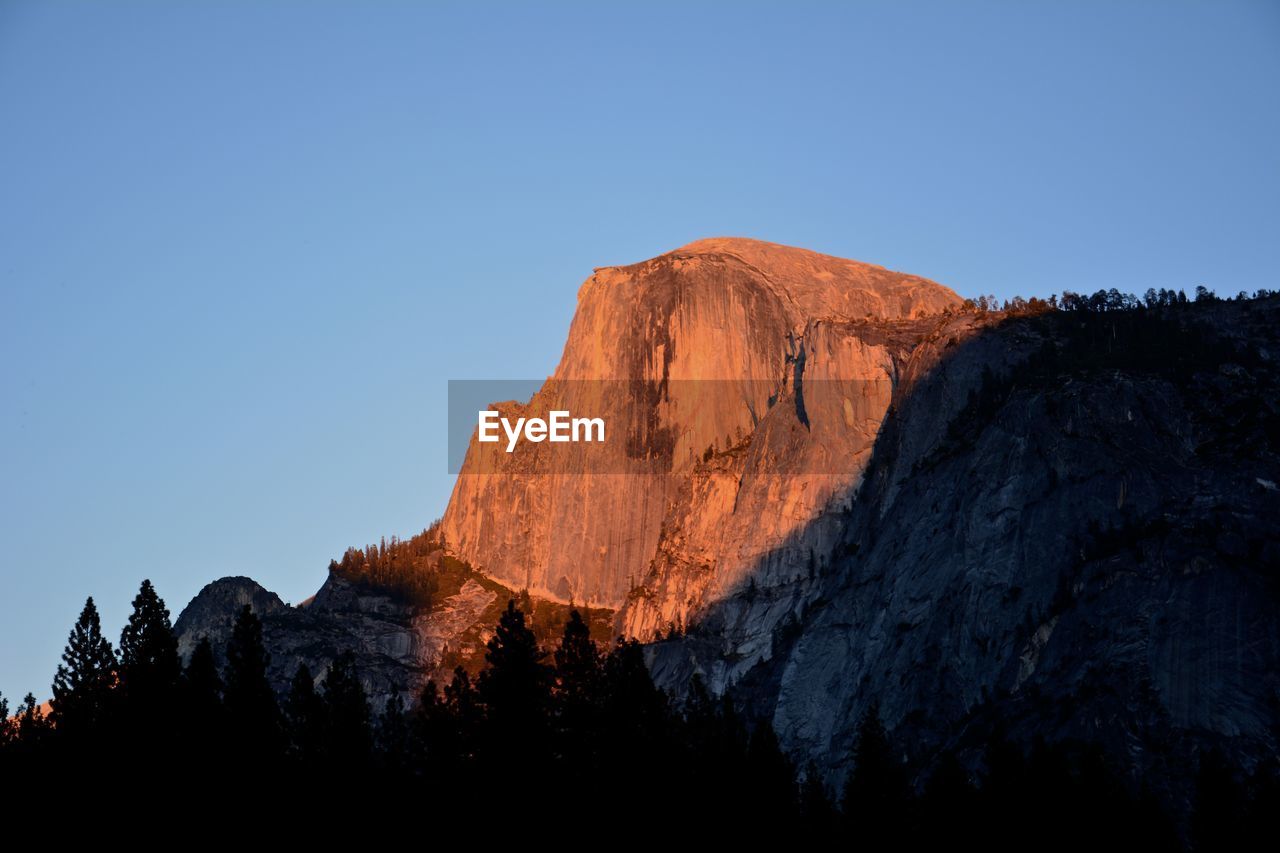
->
{"left": 599, "top": 639, "right": 672, "bottom": 803}
{"left": 14, "top": 692, "right": 52, "bottom": 752}
{"left": 50, "top": 596, "right": 118, "bottom": 736}
{"left": 841, "top": 703, "right": 910, "bottom": 842}
{"left": 285, "top": 663, "right": 326, "bottom": 762}
{"left": 118, "top": 579, "right": 181, "bottom": 708}
{"left": 179, "top": 636, "right": 225, "bottom": 763}
{"left": 223, "top": 605, "right": 280, "bottom": 753}
{"left": 554, "top": 609, "right": 601, "bottom": 703}
{"left": 551, "top": 609, "right": 604, "bottom": 780}
{"left": 181, "top": 636, "right": 223, "bottom": 721}
{"left": 553, "top": 609, "right": 602, "bottom": 747}
{"left": 377, "top": 689, "right": 409, "bottom": 772}
{"left": 0, "top": 691, "right": 11, "bottom": 750}
{"left": 322, "top": 651, "right": 371, "bottom": 766}
{"left": 415, "top": 668, "right": 482, "bottom": 778}
{"left": 477, "top": 599, "right": 552, "bottom": 758}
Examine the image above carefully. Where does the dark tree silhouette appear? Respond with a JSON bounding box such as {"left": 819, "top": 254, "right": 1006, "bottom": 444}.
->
{"left": 223, "top": 605, "right": 280, "bottom": 755}
{"left": 477, "top": 599, "right": 552, "bottom": 764}
{"left": 14, "top": 693, "right": 51, "bottom": 749}
{"left": 50, "top": 596, "right": 118, "bottom": 737}
{"left": 321, "top": 651, "right": 372, "bottom": 767}
{"left": 1, "top": 572, "right": 1264, "bottom": 842}
{"left": 0, "top": 692, "right": 11, "bottom": 751}
{"left": 376, "top": 689, "right": 410, "bottom": 773}
{"left": 841, "top": 703, "right": 910, "bottom": 843}
{"left": 285, "top": 663, "right": 326, "bottom": 762}
{"left": 552, "top": 608, "right": 602, "bottom": 767}
{"left": 118, "top": 579, "right": 181, "bottom": 709}
{"left": 180, "top": 636, "right": 224, "bottom": 764}
{"left": 182, "top": 636, "right": 222, "bottom": 708}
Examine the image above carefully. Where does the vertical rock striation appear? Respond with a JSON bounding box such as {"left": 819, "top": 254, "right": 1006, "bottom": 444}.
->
{"left": 440, "top": 238, "right": 962, "bottom": 622}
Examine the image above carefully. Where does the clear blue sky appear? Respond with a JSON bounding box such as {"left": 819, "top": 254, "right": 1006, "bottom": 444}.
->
{"left": 2, "top": 0, "right": 1277, "bottom": 702}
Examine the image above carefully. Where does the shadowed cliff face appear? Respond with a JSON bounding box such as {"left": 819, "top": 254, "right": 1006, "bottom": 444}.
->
{"left": 646, "top": 297, "right": 1280, "bottom": 793}
{"left": 441, "top": 238, "right": 962, "bottom": 612}
{"left": 172, "top": 554, "right": 617, "bottom": 710}
{"left": 173, "top": 573, "right": 490, "bottom": 710}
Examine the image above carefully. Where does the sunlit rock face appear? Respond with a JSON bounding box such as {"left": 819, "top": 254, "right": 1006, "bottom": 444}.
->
{"left": 440, "top": 238, "right": 962, "bottom": 621}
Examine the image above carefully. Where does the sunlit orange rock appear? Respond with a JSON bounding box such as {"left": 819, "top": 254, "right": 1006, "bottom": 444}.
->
{"left": 441, "top": 238, "right": 961, "bottom": 631}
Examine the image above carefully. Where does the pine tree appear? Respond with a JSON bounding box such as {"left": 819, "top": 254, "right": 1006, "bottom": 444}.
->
{"left": 284, "top": 663, "right": 326, "bottom": 762}
{"left": 477, "top": 599, "right": 552, "bottom": 759}
{"left": 554, "top": 611, "right": 601, "bottom": 716}
{"left": 15, "top": 693, "right": 51, "bottom": 748}
{"left": 554, "top": 610, "right": 601, "bottom": 698}
{"left": 50, "top": 596, "right": 118, "bottom": 736}
{"left": 841, "top": 703, "right": 911, "bottom": 843}
{"left": 416, "top": 667, "right": 483, "bottom": 778}
{"left": 551, "top": 609, "right": 603, "bottom": 778}
{"left": 599, "top": 638, "right": 673, "bottom": 805}
{"left": 118, "top": 579, "right": 181, "bottom": 709}
{"left": 376, "top": 689, "right": 410, "bottom": 772}
{"left": 223, "top": 605, "right": 280, "bottom": 754}
{"left": 0, "top": 691, "right": 11, "bottom": 751}
{"left": 322, "top": 651, "right": 371, "bottom": 767}
{"left": 179, "top": 636, "right": 224, "bottom": 765}
{"left": 181, "top": 636, "right": 223, "bottom": 721}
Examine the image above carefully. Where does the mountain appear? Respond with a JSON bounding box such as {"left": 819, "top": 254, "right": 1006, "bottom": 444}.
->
{"left": 170, "top": 238, "right": 1279, "bottom": 805}
{"left": 442, "top": 237, "right": 962, "bottom": 624}
{"left": 436, "top": 238, "right": 1280, "bottom": 796}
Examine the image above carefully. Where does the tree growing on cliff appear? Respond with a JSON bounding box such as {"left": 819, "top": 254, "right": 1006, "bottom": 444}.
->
{"left": 50, "top": 596, "right": 118, "bottom": 737}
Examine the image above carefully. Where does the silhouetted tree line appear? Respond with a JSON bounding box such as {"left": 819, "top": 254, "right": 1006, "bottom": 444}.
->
{"left": 3, "top": 581, "right": 1275, "bottom": 845}
{"left": 961, "top": 284, "right": 1274, "bottom": 315}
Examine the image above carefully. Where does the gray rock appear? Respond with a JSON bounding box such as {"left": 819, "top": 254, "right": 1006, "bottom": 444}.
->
{"left": 651, "top": 297, "right": 1280, "bottom": 800}
{"left": 173, "top": 571, "right": 496, "bottom": 712}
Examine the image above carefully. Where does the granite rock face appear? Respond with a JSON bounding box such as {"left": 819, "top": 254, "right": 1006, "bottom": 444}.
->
{"left": 647, "top": 297, "right": 1280, "bottom": 791}
{"left": 173, "top": 572, "right": 497, "bottom": 710}
{"left": 441, "top": 238, "right": 962, "bottom": 616}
